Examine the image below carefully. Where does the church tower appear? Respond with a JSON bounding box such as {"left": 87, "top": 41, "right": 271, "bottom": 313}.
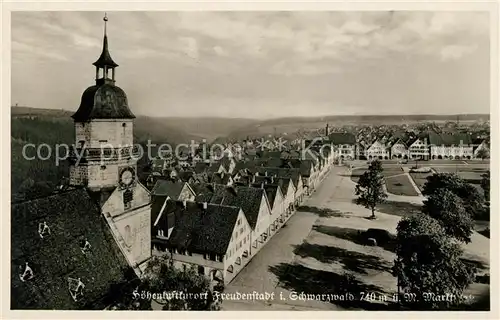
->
{"left": 69, "top": 14, "right": 151, "bottom": 275}
{"left": 69, "top": 13, "right": 137, "bottom": 192}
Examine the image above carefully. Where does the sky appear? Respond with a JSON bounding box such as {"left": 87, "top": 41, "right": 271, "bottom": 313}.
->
{"left": 11, "top": 11, "right": 490, "bottom": 119}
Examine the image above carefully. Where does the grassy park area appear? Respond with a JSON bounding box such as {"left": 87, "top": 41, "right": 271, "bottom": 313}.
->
{"left": 408, "top": 171, "right": 433, "bottom": 192}
{"left": 385, "top": 175, "right": 419, "bottom": 196}
{"left": 432, "top": 165, "right": 488, "bottom": 191}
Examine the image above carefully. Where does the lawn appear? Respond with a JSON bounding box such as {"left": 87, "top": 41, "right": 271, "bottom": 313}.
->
{"left": 432, "top": 166, "right": 488, "bottom": 190}
{"left": 375, "top": 200, "right": 423, "bottom": 218}
{"left": 385, "top": 175, "right": 419, "bottom": 196}
{"left": 351, "top": 167, "right": 404, "bottom": 183}
{"left": 409, "top": 172, "right": 433, "bottom": 192}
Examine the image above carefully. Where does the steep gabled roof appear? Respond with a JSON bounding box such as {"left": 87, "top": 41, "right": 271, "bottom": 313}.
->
{"left": 177, "top": 170, "right": 195, "bottom": 182}
{"left": 167, "top": 202, "right": 242, "bottom": 255}
{"left": 261, "top": 184, "right": 282, "bottom": 211}
{"left": 255, "top": 167, "right": 302, "bottom": 189}
{"left": 327, "top": 132, "right": 356, "bottom": 145}
{"left": 276, "top": 177, "right": 294, "bottom": 194}
{"left": 151, "top": 180, "right": 188, "bottom": 199}
{"left": 389, "top": 138, "right": 408, "bottom": 148}
{"left": 11, "top": 188, "right": 132, "bottom": 310}
{"left": 208, "top": 172, "right": 232, "bottom": 185}
{"left": 151, "top": 195, "right": 169, "bottom": 227}
{"left": 191, "top": 183, "right": 266, "bottom": 229}
{"left": 428, "top": 132, "right": 473, "bottom": 146}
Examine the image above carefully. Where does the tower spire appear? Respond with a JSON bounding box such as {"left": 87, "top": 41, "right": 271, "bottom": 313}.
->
{"left": 93, "top": 13, "right": 118, "bottom": 85}
{"left": 104, "top": 12, "right": 108, "bottom": 36}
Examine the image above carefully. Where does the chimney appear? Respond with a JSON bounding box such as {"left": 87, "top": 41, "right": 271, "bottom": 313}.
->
{"left": 264, "top": 171, "right": 268, "bottom": 177}
{"left": 202, "top": 202, "right": 208, "bottom": 210}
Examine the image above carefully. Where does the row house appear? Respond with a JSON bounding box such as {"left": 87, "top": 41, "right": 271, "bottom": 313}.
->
{"left": 365, "top": 139, "right": 390, "bottom": 160}
{"left": 356, "top": 140, "right": 368, "bottom": 160}
{"left": 207, "top": 171, "right": 233, "bottom": 186}
{"left": 407, "top": 136, "right": 430, "bottom": 160}
{"left": 193, "top": 161, "right": 226, "bottom": 175}
{"left": 428, "top": 133, "right": 474, "bottom": 160}
{"left": 389, "top": 138, "right": 409, "bottom": 159}
{"left": 191, "top": 184, "right": 273, "bottom": 259}
{"left": 473, "top": 139, "right": 490, "bottom": 159}
{"left": 327, "top": 133, "right": 357, "bottom": 160}
{"left": 151, "top": 200, "right": 252, "bottom": 287}
{"left": 285, "top": 159, "right": 317, "bottom": 195}
{"left": 237, "top": 175, "right": 296, "bottom": 215}
{"left": 147, "top": 137, "right": 336, "bottom": 287}
{"left": 253, "top": 167, "right": 305, "bottom": 204}
{"left": 277, "top": 178, "right": 297, "bottom": 213}
{"left": 253, "top": 184, "right": 288, "bottom": 235}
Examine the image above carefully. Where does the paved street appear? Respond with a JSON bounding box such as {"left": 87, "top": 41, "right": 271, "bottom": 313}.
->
{"left": 221, "top": 167, "right": 386, "bottom": 311}
{"left": 221, "top": 170, "right": 337, "bottom": 310}
{"left": 221, "top": 165, "right": 490, "bottom": 311}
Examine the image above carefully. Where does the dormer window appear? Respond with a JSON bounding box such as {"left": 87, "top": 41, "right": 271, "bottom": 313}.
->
{"left": 68, "top": 277, "right": 85, "bottom": 302}
{"left": 38, "top": 222, "right": 51, "bottom": 238}
{"left": 80, "top": 239, "right": 92, "bottom": 254}
{"left": 19, "top": 262, "right": 34, "bottom": 282}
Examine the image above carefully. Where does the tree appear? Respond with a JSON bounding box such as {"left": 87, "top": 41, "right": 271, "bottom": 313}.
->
{"left": 355, "top": 160, "right": 387, "bottom": 218}
{"left": 422, "top": 173, "right": 484, "bottom": 219}
{"left": 476, "top": 148, "right": 490, "bottom": 161}
{"left": 142, "top": 256, "right": 215, "bottom": 310}
{"left": 394, "top": 215, "right": 475, "bottom": 310}
{"left": 108, "top": 256, "right": 218, "bottom": 311}
{"left": 422, "top": 188, "right": 474, "bottom": 243}
{"left": 481, "top": 170, "right": 490, "bottom": 202}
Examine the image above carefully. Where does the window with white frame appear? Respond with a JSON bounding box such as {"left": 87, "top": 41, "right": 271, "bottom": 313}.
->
{"left": 68, "top": 277, "right": 85, "bottom": 302}
{"left": 38, "top": 222, "right": 51, "bottom": 238}
{"left": 80, "top": 239, "right": 91, "bottom": 254}
{"left": 19, "top": 262, "right": 34, "bottom": 282}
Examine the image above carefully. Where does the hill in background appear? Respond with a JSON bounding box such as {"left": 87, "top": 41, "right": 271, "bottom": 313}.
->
{"left": 10, "top": 106, "right": 204, "bottom": 196}
{"left": 10, "top": 106, "right": 490, "bottom": 196}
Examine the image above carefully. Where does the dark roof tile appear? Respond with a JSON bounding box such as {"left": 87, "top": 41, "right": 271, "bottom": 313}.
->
{"left": 191, "top": 184, "right": 266, "bottom": 229}
{"left": 11, "top": 188, "right": 132, "bottom": 309}
{"left": 166, "top": 202, "right": 241, "bottom": 255}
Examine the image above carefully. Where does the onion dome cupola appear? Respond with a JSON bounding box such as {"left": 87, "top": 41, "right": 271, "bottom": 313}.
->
{"left": 72, "top": 13, "right": 135, "bottom": 122}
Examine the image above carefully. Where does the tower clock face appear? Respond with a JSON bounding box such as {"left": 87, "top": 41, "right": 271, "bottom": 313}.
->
{"left": 120, "top": 167, "right": 135, "bottom": 186}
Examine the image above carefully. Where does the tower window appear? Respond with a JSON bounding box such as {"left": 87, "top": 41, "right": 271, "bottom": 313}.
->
{"left": 122, "top": 123, "right": 126, "bottom": 127}
{"left": 123, "top": 189, "right": 133, "bottom": 209}
{"left": 101, "top": 165, "right": 106, "bottom": 170}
